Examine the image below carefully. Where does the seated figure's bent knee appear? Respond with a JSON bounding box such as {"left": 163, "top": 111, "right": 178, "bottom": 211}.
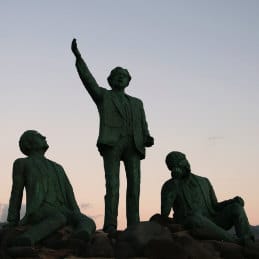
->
{"left": 229, "top": 203, "right": 244, "bottom": 217}
{"left": 73, "top": 214, "right": 96, "bottom": 241}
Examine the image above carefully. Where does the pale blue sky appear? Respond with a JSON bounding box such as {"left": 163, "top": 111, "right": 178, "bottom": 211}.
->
{"left": 1, "top": 1, "right": 259, "bottom": 228}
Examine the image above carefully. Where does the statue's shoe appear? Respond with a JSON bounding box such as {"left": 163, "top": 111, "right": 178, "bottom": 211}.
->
{"left": 103, "top": 225, "right": 117, "bottom": 235}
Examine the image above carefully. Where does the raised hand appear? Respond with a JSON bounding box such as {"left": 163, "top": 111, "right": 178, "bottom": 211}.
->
{"left": 145, "top": 135, "right": 154, "bottom": 147}
{"left": 71, "top": 38, "right": 81, "bottom": 58}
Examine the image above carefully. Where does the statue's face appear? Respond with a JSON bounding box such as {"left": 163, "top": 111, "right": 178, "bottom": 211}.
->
{"left": 169, "top": 159, "right": 189, "bottom": 179}
{"left": 30, "top": 131, "right": 49, "bottom": 151}
{"left": 171, "top": 166, "right": 185, "bottom": 179}
{"left": 166, "top": 151, "right": 191, "bottom": 179}
{"left": 110, "top": 69, "right": 130, "bottom": 90}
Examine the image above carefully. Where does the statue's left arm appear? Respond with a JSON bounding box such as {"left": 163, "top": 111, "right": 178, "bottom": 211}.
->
{"left": 140, "top": 101, "right": 154, "bottom": 147}
{"left": 208, "top": 179, "right": 244, "bottom": 210}
{"left": 61, "top": 167, "right": 81, "bottom": 213}
{"left": 7, "top": 159, "right": 25, "bottom": 225}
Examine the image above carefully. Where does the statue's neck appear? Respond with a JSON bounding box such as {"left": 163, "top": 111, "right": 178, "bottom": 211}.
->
{"left": 28, "top": 151, "right": 46, "bottom": 159}
{"left": 112, "top": 88, "right": 126, "bottom": 95}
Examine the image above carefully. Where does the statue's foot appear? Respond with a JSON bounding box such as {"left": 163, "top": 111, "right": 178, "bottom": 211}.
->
{"left": 103, "top": 225, "right": 117, "bottom": 234}
{"left": 104, "top": 226, "right": 117, "bottom": 239}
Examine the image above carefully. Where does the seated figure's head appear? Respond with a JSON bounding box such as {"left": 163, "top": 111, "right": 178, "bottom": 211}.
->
{"left": 165, "top": 151, "right": 191, "bottom": 179}
{"left": 107, "top": 67, "right": 131, "bottom": 90}
{"left": 19, "top": 130, "right": 49, "bottom": 156}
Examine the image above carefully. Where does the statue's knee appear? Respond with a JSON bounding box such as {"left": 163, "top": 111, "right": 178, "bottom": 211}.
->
{"left": 85, "top": 216, "right": 96, "bottom": 232}
{"left": 231, "top": 203, "right": 244, "bottom": 217}
{"left": 80, "top": 214, "right": 96, "bottom": 229}
{"left": 74, "top": 214, "right": 96, "bottom": 240}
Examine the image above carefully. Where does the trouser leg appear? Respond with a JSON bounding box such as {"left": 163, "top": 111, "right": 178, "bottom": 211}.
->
{"left": 19, "top": 211, "right": 67, "bottom": 245}
{"left": 102, "top": 147, "right": 121, "bottom": 231}
{"left": 184, "top": 213, "right": 235, "bottom": 242}
{"left": 123, "top": 151, "right": 141, "bottom": 227}
{"left": 213, "top": 203, "right": 254, "bottom": 240}
{"left": 70, "top": 213, "right": 96, "bottom": 241}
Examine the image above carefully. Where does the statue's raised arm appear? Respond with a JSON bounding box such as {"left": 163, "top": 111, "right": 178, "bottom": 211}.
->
{"left": 72, "top": 40, "right": 154, "bottom": 234}
{"left": 71, "top": 38, "right": 103, "bottom": 103}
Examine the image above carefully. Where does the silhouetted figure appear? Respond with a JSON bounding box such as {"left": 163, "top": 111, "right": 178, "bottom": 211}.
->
{"left": 71, "top": 39, "right": 154, "bottom": 233}
{"left": 7, "top": 130, "right": 96, "bottom": 246}
{"left": 161, "top": 151, "right": 254, "bottom": 244}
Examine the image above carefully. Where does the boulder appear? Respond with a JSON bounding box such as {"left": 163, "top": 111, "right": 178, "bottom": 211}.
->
{"left": 116, "top": 221, "right": 172, "bottom": 257}
{"left": 88, "top": 230, "right": 114, "bottom": 257}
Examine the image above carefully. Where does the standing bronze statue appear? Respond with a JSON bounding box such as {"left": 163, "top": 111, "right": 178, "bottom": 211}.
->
{"left": 71, "top": 39, "right": 154, "bottom": 233}
{"left": 161, "top": 151, "right": 254, "bottom": 245}
{"left": 7, "top": 130, "right": 96, "bottom": 246}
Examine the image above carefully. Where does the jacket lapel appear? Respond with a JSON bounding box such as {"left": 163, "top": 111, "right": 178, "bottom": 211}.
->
{"left": 111, "top": 91, "right": 125, "bottom": 118}
{"left": 193, "top": 175, "right": 215, "bottom": 214}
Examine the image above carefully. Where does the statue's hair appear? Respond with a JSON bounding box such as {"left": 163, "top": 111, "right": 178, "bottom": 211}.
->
{"left": 107, "top": 67, "right": 131, "bottom": 88}
{"left": 165, "top": 151, "right": 191, "bottom": 172}
{"left": 19, "top": 130, "right": 38, "bottom": 156}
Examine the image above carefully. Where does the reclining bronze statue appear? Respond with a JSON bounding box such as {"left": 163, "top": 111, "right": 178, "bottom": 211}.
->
{"left": 7, "top": 130, "right": 96, "bottom": 246}
{"left": 161, "top": 151, "right": 254, "bottom": 245}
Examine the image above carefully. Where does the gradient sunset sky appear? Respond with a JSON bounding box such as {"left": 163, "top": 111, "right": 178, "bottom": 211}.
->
{"left": 1, "top": 1, "right": 259, "bottom": 229}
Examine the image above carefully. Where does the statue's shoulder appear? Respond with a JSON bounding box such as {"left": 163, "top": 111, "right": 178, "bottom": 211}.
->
{"left": 14, "top": 157, "right": 27, "bottom": 163}
{"left": 13, "top": 157, "right": 29, "bottom": 166}
{"left": 12, "top": 157, "right": 29, "bottom": 172}
{"left": 126, "top": 94, "right": 143, "bottom": 105}
{"left": 161, "top": 179, "right": 175, "bottom": 192}
{"left": 103, "top": 88, "right": 113, "bottom": 95}
{"left": 191, "top": 173, "right": 210, "bottom": 185}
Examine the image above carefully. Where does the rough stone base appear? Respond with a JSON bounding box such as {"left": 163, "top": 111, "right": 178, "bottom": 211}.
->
{"left": 1, "top": 216, "right": 259, "bottom": 259}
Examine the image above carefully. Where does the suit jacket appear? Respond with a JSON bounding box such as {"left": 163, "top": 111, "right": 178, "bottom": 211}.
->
{"left": 161, "top": 173, "right": 218, "bottom": 222}
{"left": 75, "top": 57, "right": 151, "bottom": 159}
{"left": 7, "top": 157, "right": 80, "bottom": 225}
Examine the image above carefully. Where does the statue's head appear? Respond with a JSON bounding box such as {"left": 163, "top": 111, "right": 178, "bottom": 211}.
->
{"left": 19, "top": 130, "right": 49, "bottom": 156}
{"left": 107, "top": 67, "right": 131, "bottom": 90}
{"left": 165, "top": 151, "right": 191, "bottom": 179}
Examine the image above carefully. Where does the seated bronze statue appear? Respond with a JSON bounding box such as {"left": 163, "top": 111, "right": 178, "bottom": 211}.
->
{"left": 7, "top": 130, "right": 96, "bottom": 246}
{"left": 161, "top": 151, "right": 254, "bottom": 245}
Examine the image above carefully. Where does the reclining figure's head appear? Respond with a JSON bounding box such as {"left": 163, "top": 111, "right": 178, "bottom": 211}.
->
{"left": 165, "top": 151, "right": 191, "bottom": 179}
{"left": 19, "top": 130, "right": 49, "bottom": 156}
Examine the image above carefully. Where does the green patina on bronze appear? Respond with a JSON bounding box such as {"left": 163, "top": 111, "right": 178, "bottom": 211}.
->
{"left": 161, "top": 151, "right": 254, "bottom": 244}
{"left": 71, "top": 39, "right": 154, "bottom": 233}
{"left": 7, "top": 130, "right": 96, "bottom": 246}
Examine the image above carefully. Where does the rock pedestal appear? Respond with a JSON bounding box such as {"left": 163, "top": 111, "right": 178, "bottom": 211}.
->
{"left": 1, "top": 216, "right": 259, "bottom": 259}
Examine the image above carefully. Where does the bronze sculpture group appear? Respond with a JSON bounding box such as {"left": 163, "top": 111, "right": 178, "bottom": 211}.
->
{"left": 5, "top": 39, "right": 255, "bottom": 248}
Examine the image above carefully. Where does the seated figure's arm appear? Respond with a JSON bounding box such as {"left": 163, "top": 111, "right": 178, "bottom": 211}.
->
{"left": 7, "top": 159, "right": 25, "bottom": 225}
{"left": 72, "top": 39, "right": 103, "bottom": 103}
{"left": 61, "top": 167, "right": 81, "bottom": 213}
{"left": 216, "top": 196, "right": 244, "bottom": 209}
{"left": 161, "top": 179, "right": 177, "bottom": 217}
{"left": 208, "top": 180, "right": 244, "bottom": 210}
